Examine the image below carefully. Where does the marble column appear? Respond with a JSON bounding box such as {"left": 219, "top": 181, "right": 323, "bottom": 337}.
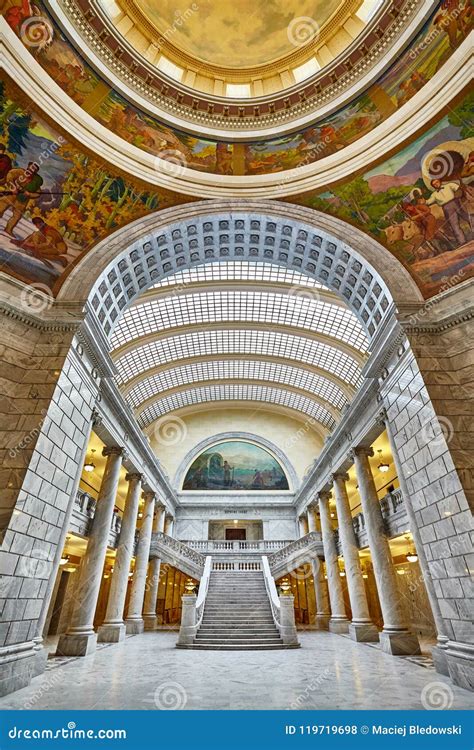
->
{"left": 351, "top": 446, "right": 420, "bottom": 655}
{"left": 97, "top": 472, "right": 142, "bottom": 643}
{"left": 125, "top": 490, "right": 155, "bottom": 633}
{"left": 298, "top": 515, "right": 309, "bottom": 537}
{"left": 332, "top": 472, "right": 378, "bottom": 642}
{"left": 307, "top": 504, "right": 317, "bottom": 533}
{"left": 312, "top": 557, "right": 330, "bottom": 630}
{"left": 57, "top": 446, "right": 124, "bottom": 656}
{"left": 381, "top": 411, "right": 450, "bottom": 674}
{"left": 142, "top": 503, "right": 165, "bottom": 631}
{"left": 318, "top": 491, "right": 349, "bottom": 633}
{"left": 163, "top": 514, "right": 174, "bottom": 536}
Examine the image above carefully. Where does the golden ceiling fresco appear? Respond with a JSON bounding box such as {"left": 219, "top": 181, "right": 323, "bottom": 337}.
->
{"left": 132, "top": 0, "right": 342, "bottom": 67}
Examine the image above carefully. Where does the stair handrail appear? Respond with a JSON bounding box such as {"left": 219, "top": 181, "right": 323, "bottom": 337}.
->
{"left": 195, "top": 555, "right": 212, "bottom": 627}
{"left": 262, "top": 555, "right": 281, "bottom": 630}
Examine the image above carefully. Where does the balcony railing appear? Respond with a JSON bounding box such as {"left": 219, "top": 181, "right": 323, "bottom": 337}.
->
{"left": 150, "top": 532, "right": 206, "bottom": 579}
{"left": 181, "top": 540, "right": 291, "bottom": 553}
{"left": 71, "top": 489, "right": 122, "bottom": 547}
{"left": 267, "top": 532, "right": 324, "bottom": 578}
{"left": 334, "top": 488, "right": 406, "bottom": 552}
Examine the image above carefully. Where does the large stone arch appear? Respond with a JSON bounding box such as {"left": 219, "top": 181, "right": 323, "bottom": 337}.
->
{"left": 59, "top": 200, "right": 423, "bottom": 343}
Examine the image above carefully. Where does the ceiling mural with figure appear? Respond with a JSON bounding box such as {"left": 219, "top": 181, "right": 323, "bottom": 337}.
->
{"left": 182, "top": 440, "right": 290, "bottom": 491}
{"left": 2, "top": 0, "right": 472, "bottom": 175}
{"left": 290, "top": 91, "right": 474, "bottom": 298}
{"left": 0, "top": 77, "right": 189, "bottom": 291}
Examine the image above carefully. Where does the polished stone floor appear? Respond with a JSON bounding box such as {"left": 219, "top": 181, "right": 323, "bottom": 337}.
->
{"left": 0, "top": 631, "right": 471, "bottom": 711}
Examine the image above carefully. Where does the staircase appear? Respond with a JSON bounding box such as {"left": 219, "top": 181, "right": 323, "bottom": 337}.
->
{"left": 181, "top": 570, "right": 298, "bottom": 650}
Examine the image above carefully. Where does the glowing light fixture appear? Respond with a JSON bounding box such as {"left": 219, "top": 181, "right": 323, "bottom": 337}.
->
{"left": 406, "top": 551, "right": 418, "bottom": 563}
{"left": 84, "top": 448, "right": 96, "bottom": 473}
{"left": 377, "top": 449, "right": 389, "bottom": 473}
{"left": 60, "top": 554, "right": 69, "bottom": 565}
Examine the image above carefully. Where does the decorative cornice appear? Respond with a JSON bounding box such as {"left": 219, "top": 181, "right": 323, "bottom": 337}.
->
{"left": 0, "top": 301, "right": 82, "bottom": 334}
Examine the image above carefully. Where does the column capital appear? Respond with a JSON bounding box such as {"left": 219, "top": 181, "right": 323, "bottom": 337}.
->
{"left": 318, "top": 490, "right": 332, "bottom": 504}
{"left": 306, "top": 501, "right": 318, "bottom": 511}
{"left": 331, "top": 471, "right": 350, "bottom": 484}
{"left": 350, "top": 446, "right": 374, "bottom": 460}
{"left": 125, "top": 472, "right": 142, "bottom": 483}
{"left": 91, "top": 408, "right": 102, "bottom": 427}
{"left": 376, "top": 407, "right": 388, "bottom": 426}
{"left": 142, "top": 490, "right": 156, "bottom": 503}
{"left": 102, "top": 446, "right": 125, "bottom": 458}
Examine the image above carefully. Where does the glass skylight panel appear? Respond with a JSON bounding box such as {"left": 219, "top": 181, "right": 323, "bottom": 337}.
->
{"left": 126, "top": 361, "right": 347, "bottom": 410}
{"left": 115, "top": 331, "right": 362, "bottom": 387}
{"left": 138, "top": 386, "right": 336, "bottom": 430}
{"left": 110, "top": 291, "right": 368, "bottom": 351}
{"left": 151, "top": 262, "right": 326, "bottom": 290}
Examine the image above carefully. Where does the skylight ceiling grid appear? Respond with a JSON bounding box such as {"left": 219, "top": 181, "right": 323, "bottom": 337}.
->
{"left": 115, "top": 332, "right": 363, "bottom": 387}
{"left": 110, "top": 291, "right": 368, "bottom": 351}
{"left": 127, "top": 361, "right": 347, "bottom": 410}
{"left": 151, "top": 262, "right": 326, "bottom": 289}
{"left": 138, "top": 386, "right": 336, "bottom": 430}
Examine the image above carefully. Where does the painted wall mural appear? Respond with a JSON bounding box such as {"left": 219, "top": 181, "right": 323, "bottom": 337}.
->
{"left": 0, "top": 77, "right": 188, "bottom": 291}
{"left": 2, "top": 0, "right": 472, "bottom": 175}
{"left": 182, "top": 440, "right": 290, "bottom": 491}
{"left": 291, "top": 92, "right": 474, "bottom": 298}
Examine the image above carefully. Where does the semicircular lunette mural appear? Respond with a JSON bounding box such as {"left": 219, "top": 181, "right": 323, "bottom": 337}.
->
{"left": 2, "top": 0, "right": 472, "bottom": 175}
{"left": 182, "top": 440, "right": 290, "bottom": 491}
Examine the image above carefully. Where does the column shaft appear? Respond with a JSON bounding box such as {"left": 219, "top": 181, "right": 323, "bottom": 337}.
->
{"left": 143, "top": 505, "right": 165, "bottom": 630}
{"left": 318, "top": 492, "right": 349, "bottom": 633}
{"left": 312, "top": 558, "right": 330, "bottom": 630}
{"left": 57, "top": 446, "right": 123, "bottom": 656}
{"left": 125, "top": 491, "right": 155, "bottom": 633}
{"left": 307, "top": 507, "right": 317, "bottom": 533}
{"left": 97, "top": 473, "right": 142, "bottom": 642}
{"left": 332, "top": 473, "right": 378, "bottom": 642}
{"left": 352, "top": 447, "right": 420, "bottom": 655}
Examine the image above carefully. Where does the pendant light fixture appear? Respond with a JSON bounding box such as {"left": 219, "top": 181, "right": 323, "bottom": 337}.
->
{"left": 84, "top": 448, "right": 97, "bottom": 473}
{"left": 377, "top": 449, "right": 389, "bottom": 473}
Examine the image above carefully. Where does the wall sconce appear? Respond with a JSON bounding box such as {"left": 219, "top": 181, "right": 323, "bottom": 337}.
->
{"left": 406, "top": 551, "right": 418, "bottom": 563}
{"left": 184, "top": 579, "right": 196, "bottom": 594}
{"left": 377, "top": 449, "right": 389, "bottom": 473}
{"left": 280, "top": 578, "right": 292, "bottom": 595}
{"left": 59, "top": 554, "right": 69, "bottom": 565}
{"left": 84, "top": 448, "right": 96, "bottom": 473}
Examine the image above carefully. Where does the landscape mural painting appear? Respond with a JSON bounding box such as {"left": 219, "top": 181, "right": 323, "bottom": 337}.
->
{"left": 182, "top": 441, "right": 290, "bottom": 491}
{"left": 2, "top": 0, "right": 472, "bottom": 175}
{"left": 292, "top": 91, "right": 474, "bottom": 298}
{"left": 0, "top": 77, "right": 186, "bottom": 291}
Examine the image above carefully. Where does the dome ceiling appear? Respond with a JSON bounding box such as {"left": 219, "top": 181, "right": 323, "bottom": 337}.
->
{"left": 127, "top": 0, "right": 344, "bottom": 68}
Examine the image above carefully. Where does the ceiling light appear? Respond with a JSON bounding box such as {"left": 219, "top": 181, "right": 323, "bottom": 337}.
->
{"left": 377, "top": 449, "right": 389, "bottom": 473}
{"left": 60, "top": 554, "right": 69, "bottom": 565}
{"left": 397, "top": 569, "right": 406, "bottom": 575}
{"left": 339, "top": 571, "right": 345, "bottom": 577}
{"left": 406, "top": 552, "right": 418, "bottom": 563}
{"left": 233, "top": 520, "right": 238, "bottom": 524}
{"left": 84, "top": 448, "right": 96, "bottom": 473}
{"left": 362, "top": 573, "right": 368, "bottom": 579}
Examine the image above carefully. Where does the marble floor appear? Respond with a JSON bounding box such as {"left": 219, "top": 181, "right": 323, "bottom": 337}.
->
{"left": 0, "top": 631, "right": 471, "bottom": 711}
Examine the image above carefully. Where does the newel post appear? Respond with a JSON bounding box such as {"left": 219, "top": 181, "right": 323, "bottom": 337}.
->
{"left": 279, "top": 594, "right": 299, "bottom": 645}
{"left": 177, "top": 595, "right": 197, "bottom": 646}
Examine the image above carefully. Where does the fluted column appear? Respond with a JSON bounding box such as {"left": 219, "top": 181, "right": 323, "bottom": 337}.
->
{"left": 332, "top": 472, "right": 378, "bottom": 642}
{"left": 351, "top": 446, "right": 420, "bottom": 655}
{"left": 312, "top": 557, "right": 330, "bottom": 630}
{"left": 97, "top": 472, "right": 142, "bottom": 643}
{"left": 381, "top": 411, "right": 449, "bottom": 673}
{"left": 57, "top": 446, "right": 124, "bottom": 656}
{"left": 143, "top": 503, "right": 165, "bottom": 631}
{"left": 318, "top": 491, "right": 349, "bottom": 633}
{"left": 125, "top": 490, "right": 155, "bottom": 633}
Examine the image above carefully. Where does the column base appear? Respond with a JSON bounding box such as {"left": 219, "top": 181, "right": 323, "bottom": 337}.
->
{"left": 125, "top": 618, "right": 144, "bottom": 634}
{"left": 349, "top": 621, "right": 379, "bottom": 643}
{"left": 431, "top": 644, "right": 449, "bottom": 676}
{"left": 329, "top": 618, "right": 350, "bottom": 634}
{"left": 0, "top": 641, "right": 36, "bottom": 697}
{"left": 57, "top": 631, "right": 97, "bottom": 657}
{"left": 315, "top": 615, "right": 330, "bottom": 630}
{"left": 379, "top": 630, "right": 421, "bottom": 656}
{"left": 446, "top": 640, "right": 474, "bottom": 691}
{"left": 143, "top": 615, "right": 158, "bottom": 631}
{"left": 97, "top": 623, "right": 126, "bottom": 643}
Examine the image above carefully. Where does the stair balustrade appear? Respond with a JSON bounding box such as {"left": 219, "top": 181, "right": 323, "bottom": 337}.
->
{"left": 262, "top": 556, "right": 299, "bottom": 646}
